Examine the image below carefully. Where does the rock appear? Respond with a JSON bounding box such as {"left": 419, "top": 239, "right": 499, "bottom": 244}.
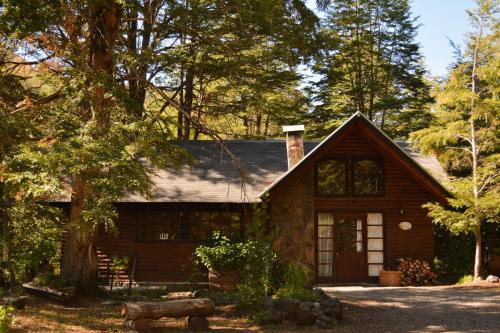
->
{"left": 266, "top": 309, "right": 286, "bottom": 324}
{"left": 295, "top": 302, "right": 316, "bottom": 325}
{"left": 486, "top": 275, "right": 500, "bottom": 283}
{"left": 264, "top": 296, "right": 274, "bottom": 310}
{"left": 311, "top": 307, "right": 331, "bottom": 323}
{"left": 315, "top": 319, "right": 329, "bottom": 329}
{"left": 274, "top": 297, "right": 299, "bottom": 319}
{"left": 312, "top": 287, "right": 329, "bottom": 300}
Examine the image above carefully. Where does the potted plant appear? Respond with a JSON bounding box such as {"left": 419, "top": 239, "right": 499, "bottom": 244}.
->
{"left": 194, "top": 232, "right": 247, "bottom": 291}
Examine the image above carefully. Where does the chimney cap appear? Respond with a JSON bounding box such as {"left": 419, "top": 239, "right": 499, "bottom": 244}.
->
{"left": 282, "top": 125, "right": 305, "bottom": 133}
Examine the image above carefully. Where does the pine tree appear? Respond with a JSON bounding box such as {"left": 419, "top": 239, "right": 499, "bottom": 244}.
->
{"left": 311, "top": 0, "right": 433, "bottom": 138}
{"left": 410, "top": 0, "right": 499, "bottom": 279}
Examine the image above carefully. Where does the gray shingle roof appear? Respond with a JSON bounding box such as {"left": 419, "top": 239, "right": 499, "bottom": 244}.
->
{"left": 122, "top": 140, "right": 318, "bottom": 203}
{"left": 120, "top": 139, "right": 446, "bottom": 203}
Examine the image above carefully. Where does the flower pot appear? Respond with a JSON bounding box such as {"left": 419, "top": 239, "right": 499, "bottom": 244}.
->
{"left": 487, "top": 255, "right": 500, "bottom": 276}
{"left": 208, "top": 270, "right": 240, "bottom": 291}
{"left": 379, "top": 270, "right": 401, "bottom": 286}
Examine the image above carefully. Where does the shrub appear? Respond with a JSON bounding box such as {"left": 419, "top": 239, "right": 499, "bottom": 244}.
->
{"left": 275, "top": 263, "right": 318, "bottom": 301}
{"left": 194, "top": 232, "right": 247, "bottom": 273}
{"left": 0, "top": 305, "right": 14, "bottom": 333}
{"left": 458, "top": 275, "right": 474, "bottom": 284}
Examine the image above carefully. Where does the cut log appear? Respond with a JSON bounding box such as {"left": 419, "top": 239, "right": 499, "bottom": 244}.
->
{"left": 121, "top": 298, "right": 215, "bottom": 321}
{"left": 186, "top": 316, "right": 209, "bottom": 331}
{"left": 1, "top": 296, "right": 28, "bottom": 310}
{"left": 124, "top": 319, "right": 151, "bottom": 333}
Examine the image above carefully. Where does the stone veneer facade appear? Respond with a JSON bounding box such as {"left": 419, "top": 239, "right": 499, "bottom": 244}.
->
{"left": 269, "top": 168, "right": 315, "bottom": 271}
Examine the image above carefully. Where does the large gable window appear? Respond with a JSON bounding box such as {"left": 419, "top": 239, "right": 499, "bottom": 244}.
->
{"left": 353, "top": 159, "right": 383, "bottom": 195}
{"left": 317, "top": 159, "right": 347, "bottom": 195}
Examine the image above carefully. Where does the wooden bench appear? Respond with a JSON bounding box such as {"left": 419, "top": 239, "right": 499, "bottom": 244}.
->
{"left": 121, "top": 298, "right": 215, "bottom": 332}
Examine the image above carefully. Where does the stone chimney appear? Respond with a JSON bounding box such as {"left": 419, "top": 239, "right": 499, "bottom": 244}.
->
{"left": 282, "top": 125, "right": 305, "bottom": 169}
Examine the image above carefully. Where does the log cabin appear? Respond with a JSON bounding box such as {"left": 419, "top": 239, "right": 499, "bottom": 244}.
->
{"left": 59, "top": 112, "right": 449, "bottom": 284}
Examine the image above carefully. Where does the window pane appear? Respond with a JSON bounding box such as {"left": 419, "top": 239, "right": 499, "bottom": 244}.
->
{"left": 354, "top": 159, "right": 383, "bottom": 195}
{"left": 368, "top": 251, "right": 384, "bottom": 264}
{"left": 318, "top": 264, "right": 333, "bottom": 277}
{"left": 318, "top": 213, "right": 334, "bottom": 225}
{"left": 368, "top": 238, "right": 383, "bottom": 251}
{"left": 368, "top": 226, "right": 383, "bottom": 238}
{"left": 368, "top": 264, "right": 383, "bottom": 276}
{"left": 338, "top": 219, "right": 357, "bottom": 253}
{"left": 318, "top": 251, "right": 333, "bottom": 264}
{"left": 318, "top": 226, "right": 333, "bottom": 237}
{"left": 319, "top": 238, "right": 333, "bottom": 251}
{"left": 317, "top": 159, "right": 346, "bottom": 195}
{"left": 367, "top": 213, "right": 383, "bottom": 225}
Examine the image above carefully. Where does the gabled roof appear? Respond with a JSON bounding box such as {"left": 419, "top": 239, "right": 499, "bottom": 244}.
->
{"left": 259, "top": 112, "right": 449, "bottom": 201}
{"left": 53, "top": 112, "right": 448, "bottom": 204}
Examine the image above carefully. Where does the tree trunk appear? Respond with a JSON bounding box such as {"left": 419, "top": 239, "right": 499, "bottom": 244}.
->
{"left": 61, "top": 175, "right": 99, "bottom": 294}
{"left": 0, "top": 201, "right": 16, "bottom": 289}
{"left": 62, "top": 0, "right": 121, "bottom": 294}
{"left": 121, "top": 298, "right": 215, "bottom": 321}
{"left": 182, "top": 66, "right": 194, "bottom": 140}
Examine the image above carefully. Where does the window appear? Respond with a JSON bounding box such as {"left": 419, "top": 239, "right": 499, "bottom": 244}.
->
{"left": 317, "top": 159, "right": 346, "bottom": 195}
{"left": 137, "top": 210, "right": 242, "bottom": 241}
{"left": 353, "top": 159, "right": 383, "bottom": 195}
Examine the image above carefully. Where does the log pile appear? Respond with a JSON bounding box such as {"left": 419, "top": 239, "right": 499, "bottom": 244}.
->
{"left": 397, "top": 258, "right": 437, "bottom": 286}
{"left": 121, "top": 298, "right": 215, "bottom": 333}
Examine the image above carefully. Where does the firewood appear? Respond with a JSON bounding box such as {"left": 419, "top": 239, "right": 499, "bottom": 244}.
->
{"left": 121, "top": 298, "right": 215, "bottom": 321}
{"left": 397, "top": 257, "right": 437, "bottom": 286}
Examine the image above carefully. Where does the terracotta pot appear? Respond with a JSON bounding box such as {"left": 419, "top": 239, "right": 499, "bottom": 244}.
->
{"left": 208, "top": 270, "right": 240, "bottom": 291}
{"left": 487, "top": 255, "right": 500, "bottom": 276}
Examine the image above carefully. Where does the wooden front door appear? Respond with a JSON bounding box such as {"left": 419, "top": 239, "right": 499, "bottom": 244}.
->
{"left": 316, "top": 212, "right": 367, "bottom": 283}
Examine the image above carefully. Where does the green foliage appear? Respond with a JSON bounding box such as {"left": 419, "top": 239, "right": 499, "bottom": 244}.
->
{"left": 0, "top": 305, "right": 14, "bottom": 333}
{"left": 32, "top": 273, "right": 74, "bottom": 290}
{"left": 411, "top": 0, "right": 499, "bottom": 277}
{"left": 111, "top": 255, "right": 129, "bottom": 273}
{"left": 458, "top": 275, "right": 474, "bottom": 284}
{"left": 237, "top": 199, "right": 276, "bottom": 314}
{"left": 194, "top": 232, "right": 247, "bottom": 273}
{"left": 275, "top": 263, "right": 318, "bottom": 302}
{"left": 433, "top": 224, "right": 475, "bottom": 283}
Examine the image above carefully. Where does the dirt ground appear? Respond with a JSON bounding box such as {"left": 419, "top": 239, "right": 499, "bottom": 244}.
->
{"left": 325, "top": 283, "right": 500, "bottom": 333}
{"left": 10, "top": 283, "right": 500, "bottom": 333}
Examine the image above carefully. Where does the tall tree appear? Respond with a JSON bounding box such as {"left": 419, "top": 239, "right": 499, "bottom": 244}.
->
{"left": 410, "top": 0, "right": 499, "bottom": 279}
{"left": 310, "top": 0, "right": 433, "bottom": 138}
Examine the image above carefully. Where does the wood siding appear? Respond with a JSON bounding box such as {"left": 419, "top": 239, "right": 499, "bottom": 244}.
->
{"left": 314, "top": 126, "right": 437, "bottom": 270}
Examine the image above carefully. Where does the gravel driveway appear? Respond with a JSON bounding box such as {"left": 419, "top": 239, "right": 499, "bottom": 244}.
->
{"left": 322, "top": 284, "right": 500, "bottom": 333}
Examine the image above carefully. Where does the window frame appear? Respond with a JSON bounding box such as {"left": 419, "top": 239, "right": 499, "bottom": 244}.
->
{"left": 351, "top": 156, "right": 385, "bottom": 197}
{"left": 314, "top": 155, "right": 349, "bottom": 197}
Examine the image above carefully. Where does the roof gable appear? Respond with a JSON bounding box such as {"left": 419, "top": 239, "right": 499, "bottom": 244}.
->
{"left": 259, "top": 112, "right": 449, "bottom": 202}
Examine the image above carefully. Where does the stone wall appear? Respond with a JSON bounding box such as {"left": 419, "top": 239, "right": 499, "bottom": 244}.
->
{"left": 269, "top": 169, "right": 315, "bottom": 271}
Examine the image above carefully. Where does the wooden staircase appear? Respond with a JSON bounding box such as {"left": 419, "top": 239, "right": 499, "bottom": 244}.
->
{"left": 97, "top": 249, "right": 136, "bottom": 287}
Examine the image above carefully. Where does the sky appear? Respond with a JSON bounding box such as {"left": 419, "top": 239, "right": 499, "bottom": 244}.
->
{"left": 411, "top": 0, "right": 474, "bottom": 77}
{"left": 306, "top": 0, "right": 475, "bottom": 78}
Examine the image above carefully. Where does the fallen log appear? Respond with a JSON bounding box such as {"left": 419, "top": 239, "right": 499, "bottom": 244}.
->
{"left": 124, "top": 319, "right": 151, "bottom": 333}
{"left": 121, "top": 298, "right": 215, "bottom": 321}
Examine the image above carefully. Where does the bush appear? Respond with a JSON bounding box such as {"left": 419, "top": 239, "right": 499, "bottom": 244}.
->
{"left": 194, "top": 232, "right": 247, "bottom": 273}
{"left": 275, "top": 263, "right": 318, "bottom": 302}
{"left": 458, "top": 275, "right": 474, "bottom": 284}
{"left": 0, "top": 305, "right": 14, "bottom": 333}
{"left": 433, "top": 224, "right": 475, "bottom": 283}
